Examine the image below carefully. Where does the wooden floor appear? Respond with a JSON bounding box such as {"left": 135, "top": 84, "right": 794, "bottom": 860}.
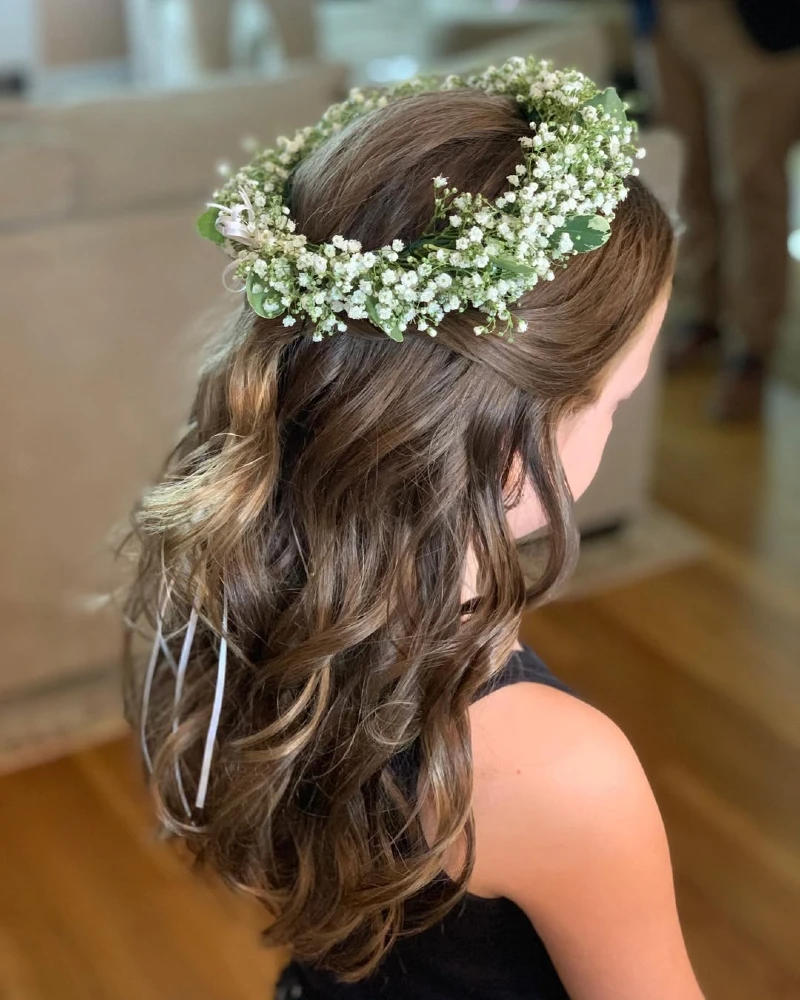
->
{"left": 1, "top": 369, "right": 798, "bottom": 1000}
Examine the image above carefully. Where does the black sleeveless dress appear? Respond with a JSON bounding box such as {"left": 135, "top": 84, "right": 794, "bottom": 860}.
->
{"left": 276, "top": 644, "right": 573, "bottom": 1000}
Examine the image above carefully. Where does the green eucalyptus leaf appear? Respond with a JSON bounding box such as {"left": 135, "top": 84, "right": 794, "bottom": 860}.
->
{"left": 551, "top": 214, "right": 612, "bottom": 253}
{"left": 492, "top": 256, "right": 540, "bottom": 278}
{"left": 197, "top": 206, "right": 225, "bottom": 246}
{"left": 246, "top": 272, "right": 283, "bottom": 319}
{"left": 587, "top": 215, "right": 612, "bottom": 233}
{"left": 584, "top": 87, "right": 627, "bottom": 125}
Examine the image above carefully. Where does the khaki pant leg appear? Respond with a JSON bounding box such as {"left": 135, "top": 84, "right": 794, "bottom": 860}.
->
{"left": 721, "top": 60, "right": 800, "bottom": 357}
{"left": 663, "top": 0, "right": 800, "bottom": 358}
{"left": 262, "top": 0, "right": 319, "bottom": 61}
{"left": 650, "top": 24, "right": 722, "bottom": 327}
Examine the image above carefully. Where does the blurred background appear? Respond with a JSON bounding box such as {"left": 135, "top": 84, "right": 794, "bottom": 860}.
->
{"left": 0, "top": 1, "right": 798, "bottom": 998}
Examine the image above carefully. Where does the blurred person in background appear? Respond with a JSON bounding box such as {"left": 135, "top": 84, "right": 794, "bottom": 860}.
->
{"left": 634, "top": 0, "right": 800, "bottom": 420}
{"left": 120, "top": 59, "right": 706, "bottom": 1000}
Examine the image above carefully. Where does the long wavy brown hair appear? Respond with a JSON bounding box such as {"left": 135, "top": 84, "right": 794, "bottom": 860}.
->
{"left": 123, "top": 89, "right": 675, "bottom": 980}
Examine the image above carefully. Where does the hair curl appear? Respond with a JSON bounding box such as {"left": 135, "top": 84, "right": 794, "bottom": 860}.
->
{"left": 123, "top": 89, "right": 675, "bottom": 980}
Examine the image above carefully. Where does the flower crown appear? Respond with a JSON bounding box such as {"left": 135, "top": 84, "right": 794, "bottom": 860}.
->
{"left": 198, "top": 57, "right": 642, "bottom": 343}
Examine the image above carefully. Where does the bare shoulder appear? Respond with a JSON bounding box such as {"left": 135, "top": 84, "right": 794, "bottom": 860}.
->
{"left": 468, "top": 679, "right": 646, "bottom": 842}
{"left": 468, "top": 681, "right": 704, "bottom": 1000}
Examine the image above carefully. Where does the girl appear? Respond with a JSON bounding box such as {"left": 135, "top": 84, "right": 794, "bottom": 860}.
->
{"left": 124, "top": 59, "right": 704, "bottom": 999}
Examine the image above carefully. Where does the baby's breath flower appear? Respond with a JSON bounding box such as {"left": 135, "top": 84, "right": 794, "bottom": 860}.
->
{"left": 200, "top": 56, "right": 637, "bottom": 341}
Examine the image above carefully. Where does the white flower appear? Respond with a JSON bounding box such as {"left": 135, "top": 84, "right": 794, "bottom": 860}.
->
{"left": 206, "top": 57, "right": 636, "bottom": 342}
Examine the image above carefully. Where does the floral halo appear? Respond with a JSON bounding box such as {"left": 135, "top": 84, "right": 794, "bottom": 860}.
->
{"left": 198, "top": 57, "right": 643, "bottom": 343}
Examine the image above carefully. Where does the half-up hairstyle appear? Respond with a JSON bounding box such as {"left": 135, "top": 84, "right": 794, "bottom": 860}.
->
{"left": 123, "top": 88, "right": 675, "bottom": 980}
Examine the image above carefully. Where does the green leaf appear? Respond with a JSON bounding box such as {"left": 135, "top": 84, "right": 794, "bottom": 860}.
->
{"left": 587, "top": 215, "right": 612, "bottom": 233}
{"left": 197, "top": 206, "right": 225, "bottom": 246}
{"left": 584, "top": 87, "right": 628, "bottom": 125}
{"left": 552, "top": 214, "right": 612, "bottom": 253}
{"left": 366, "top": 297, "right": 404, "bottom": 341}
{"left": 492, "top": 256, "right": 540, "bottom": 278}
{"left": 246, "top": 272, "right": 284, "bottom": 319}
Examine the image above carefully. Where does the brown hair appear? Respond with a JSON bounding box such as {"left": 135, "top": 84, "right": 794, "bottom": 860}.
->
{"left": 123, "top": 90, "right": 674, "bottom": 979}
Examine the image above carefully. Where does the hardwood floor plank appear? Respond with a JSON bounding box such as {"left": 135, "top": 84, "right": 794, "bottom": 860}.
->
{"left": 0, "top": 754, "right": 283, "bottom": 1000}
{"left": 675, "top": 877, "right": 800, "bottom": 1000}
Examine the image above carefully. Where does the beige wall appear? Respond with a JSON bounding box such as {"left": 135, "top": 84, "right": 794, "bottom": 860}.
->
{"left": 39, "top": 0, "right": 128, "bottom": 68}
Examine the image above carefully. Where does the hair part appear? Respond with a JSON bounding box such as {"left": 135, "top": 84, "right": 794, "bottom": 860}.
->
{"left": 123, "top": 89, "right": 675, "bottom": 980}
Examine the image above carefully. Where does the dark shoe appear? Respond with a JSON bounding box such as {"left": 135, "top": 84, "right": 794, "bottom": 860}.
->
{"left": 666, "top": 320, "right": 722, "bottom": 372}
{"left": 707, "top": 355, "right": 766, "bottom": 422}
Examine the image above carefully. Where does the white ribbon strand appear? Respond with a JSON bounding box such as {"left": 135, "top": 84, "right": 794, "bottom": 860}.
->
{"left": 196, "top": 592, "right": 229, "bottom": 810}
{"left": 141, "top": 582, "right": 172, "bottom": 773}
{"left": 171, "top": 601, "right": 200, "bottom": 818}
